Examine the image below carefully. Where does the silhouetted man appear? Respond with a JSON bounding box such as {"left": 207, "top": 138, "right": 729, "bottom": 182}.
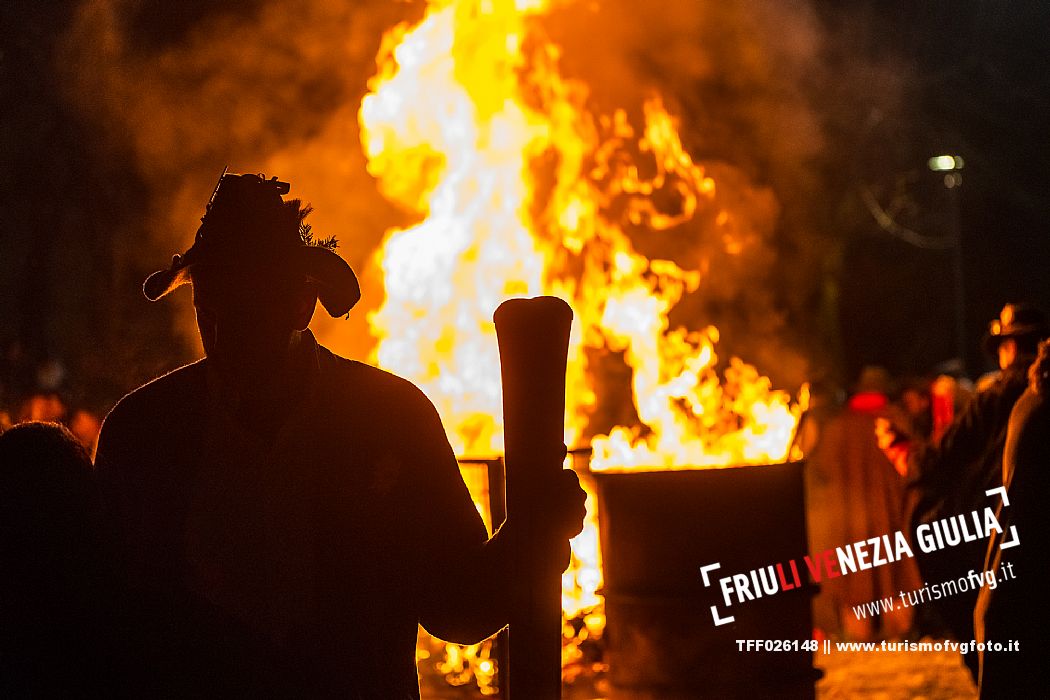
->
{"left": 94, "top": 173, "right": 585, "bottom": 697}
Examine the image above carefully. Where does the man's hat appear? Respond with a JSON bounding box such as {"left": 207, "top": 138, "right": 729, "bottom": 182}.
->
{"left": 142, "top": 172, "right": 361, "bottom": 317}
{"left": 983, "top": 303, "right": 1049, "bottom": 354}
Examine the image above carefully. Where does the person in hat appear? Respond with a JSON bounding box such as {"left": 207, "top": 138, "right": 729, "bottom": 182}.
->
{"left": 94, "top": 172, "right": 586, "bottom": 696}
{"left": 900, "top": 303, "right": 1047, "bottom": 677}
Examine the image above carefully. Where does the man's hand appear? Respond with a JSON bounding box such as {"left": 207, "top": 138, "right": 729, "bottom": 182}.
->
{"left": 551, "top": 468, "right": 588, "bottom": 572}
{"left": 551, "top": 468, "right": 588, "bottom": 541}
{"left": 493, "top": 467, "right": 588, "bottom": 573}
{"left": 530, "top": 468, "right": 587, "bottom": 572}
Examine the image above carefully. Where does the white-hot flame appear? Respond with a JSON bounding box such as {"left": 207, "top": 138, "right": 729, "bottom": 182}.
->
{"left": 359, "top": 0, "right": 807, "bottom": 686}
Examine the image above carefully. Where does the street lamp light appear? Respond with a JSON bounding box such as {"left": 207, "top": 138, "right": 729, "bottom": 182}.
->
{"left": 929, "top": 154, "right": 966, "bottom": 371}
{"left": 927, "top": 154, "right": 965, "bottom": 172}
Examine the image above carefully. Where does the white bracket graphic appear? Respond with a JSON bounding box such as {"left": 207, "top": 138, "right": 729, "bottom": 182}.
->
{"left": 986, "top": 486, "right": 1010, "bottom": 507}
{"left": 699, "top": 562, "right": 735, "bottom": 626}
{"left": 1000, "top": 526, "right": 1021, "bottom": 549}
{"left": 700, "top": 563, "right": 722, "bottom": 587}
{"left": 710, "top": 604, "right": 735, "bottom": 626}
{"left": 986, "top": 486, "right": 1019, "bottom": 548}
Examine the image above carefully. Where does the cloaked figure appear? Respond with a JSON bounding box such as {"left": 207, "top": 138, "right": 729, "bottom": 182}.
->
{"left": 807, "top": 366, "right": 921, "bottom": 641}
{"left": 94, "top": 172, "right": 586, "bottom": 697}
{"left": 0, "top": 422, "right": 116, "bottom": 696}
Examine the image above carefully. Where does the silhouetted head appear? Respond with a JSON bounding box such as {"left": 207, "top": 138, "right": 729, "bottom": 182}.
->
{"left": 142, "top": 172, "right": 361, "bottom": 378}
{"left": 0, "top": 422, "right": 112, "bottom": 690}
{"left": 0, "top": 421, "right": 101, "bottom": 576}
{"left": 190, "top": 261, "right": 317, "bottom": 380}
{"left": 853, "top": 365, "right": 893, "bottom": 397}
{"left": 899, "top": 376, "right": 932, "bottom": 417}
{"left": 984, "top": 303, "right": 1049, "bottom": 370}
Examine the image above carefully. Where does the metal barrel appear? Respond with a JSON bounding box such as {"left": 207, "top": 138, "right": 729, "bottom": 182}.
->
{"left": 594, "top": 462, "right": 817, "bottom": 699}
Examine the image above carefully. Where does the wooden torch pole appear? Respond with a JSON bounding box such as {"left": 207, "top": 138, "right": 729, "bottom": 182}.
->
{"left": 494, "top": 296, "right": 573, "bottom": 700}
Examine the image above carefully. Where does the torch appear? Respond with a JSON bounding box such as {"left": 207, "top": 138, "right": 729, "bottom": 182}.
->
{"left": 494, "top": 296, "right": 573, "bottom": 699}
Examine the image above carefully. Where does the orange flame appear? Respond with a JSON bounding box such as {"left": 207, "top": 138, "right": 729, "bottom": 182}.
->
{"left": 360, "top": 0, "right": 806, "bottom": 684}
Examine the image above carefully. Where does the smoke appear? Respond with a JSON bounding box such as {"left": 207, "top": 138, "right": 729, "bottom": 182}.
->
{"left": 61, "top": 0, "right": 417, "bottom": 360}
{"left": 538, "top": 0, "right": 826, "bottom": 387}
{"left": 544, "top": 0, "right": 909, "bottom": 389}
{"left": 61, "top": 0, "right": 904, "bottom": 386}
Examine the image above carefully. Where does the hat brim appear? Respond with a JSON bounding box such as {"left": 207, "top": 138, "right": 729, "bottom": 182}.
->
{"left": 142, "top": 246, "right": 361, "bottom": 318}
{"left": 983, "top": 323, "right": 1048, "bottom": 355}
{"left": 143, "top": 264, "right": 191, "bottom": 302}
{"left": 300, "top": 245, "right": 362, "bottom": 317}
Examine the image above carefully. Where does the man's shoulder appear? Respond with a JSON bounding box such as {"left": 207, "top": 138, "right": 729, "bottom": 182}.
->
{"left": 317, "top": 346, "right": 435, "bottom": 414}
{"left": 102, "top": 360, "right": 207, "bottom": 431}
{"left": 967, "top": 365, "right": 1030, "bottom": 424}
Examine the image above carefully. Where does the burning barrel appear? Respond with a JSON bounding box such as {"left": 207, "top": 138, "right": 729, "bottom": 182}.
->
{"left": 594, "top": 461, "right": 816, "bottom": 699}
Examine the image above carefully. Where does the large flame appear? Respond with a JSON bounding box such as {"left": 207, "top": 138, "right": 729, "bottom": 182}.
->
{"left": 359, "top": 0, "right": 806, "bottom": 686}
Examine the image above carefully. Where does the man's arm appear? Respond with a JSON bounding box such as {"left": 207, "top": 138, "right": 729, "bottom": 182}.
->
{"left": 398, "top": 391, "right": 511, "bottom": 643}
{"left": 401, "top": 390, "right": 583, "bottom": 645}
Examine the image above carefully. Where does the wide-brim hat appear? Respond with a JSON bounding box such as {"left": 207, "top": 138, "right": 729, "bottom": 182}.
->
{"left": 142, "top": 172, "right": 361, "bottom": 317}
{"left": 983, "top": 303, "right": 1049, "bottom": 354}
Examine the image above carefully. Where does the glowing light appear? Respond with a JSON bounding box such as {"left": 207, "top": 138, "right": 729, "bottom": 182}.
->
{"left": 928, "top": 154, "right": 964, "bottom": 172}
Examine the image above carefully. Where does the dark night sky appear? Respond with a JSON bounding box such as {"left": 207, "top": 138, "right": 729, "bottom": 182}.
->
{"left": 828, "top": 0, "right": 1050, "bottom": 379}
{"left": 1, "top": 0, "right": 1048, "bottom": 410}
